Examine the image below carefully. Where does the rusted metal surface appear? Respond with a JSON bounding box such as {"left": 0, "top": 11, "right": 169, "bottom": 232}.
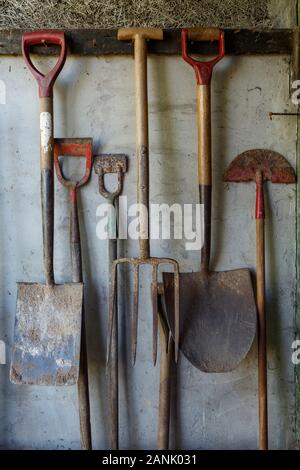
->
{"left": 163, "top": 29, "right": 257, "bottom": 373}
{"left": 108, "top": 256, "right": 179, "bottom": 367}
{"left": 54, "top": 138, "right": 93, "bottom": 448}
{"left": 224, "top": 149, "right": 296, "bottom": 184}
{"left": 10, "top": 282, "right": 83, "bottom": 385}
{"left": 224, "top": 148, "right": 296, "bottom": 449}
{"left": 163, "top": 269, "right": 256, "bottom": 372}
{"left": 0, "top": 29, "right": 294, "bottom": 56}
{"left": 94, "top": 153, "right": 128, "bottom": 450}
{"left": 94, "top": 154, "right": 127, "bottom": 202}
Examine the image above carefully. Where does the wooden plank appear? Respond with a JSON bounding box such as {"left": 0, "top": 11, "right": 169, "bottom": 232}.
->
{"left": 0, "top": 28, "right": 294, "bottom": 56}
{"left": 296, "top": 0, "right": 300, "bottom": 451}
{"left": 296, "top": 112, "right": 300, "bottom": 450}
{"left": 296, "top": 0, "right": 300, "bottom": 450}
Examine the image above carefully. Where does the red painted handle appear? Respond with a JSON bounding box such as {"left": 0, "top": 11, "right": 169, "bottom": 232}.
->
{"left": 22, "top": 31, "right": 66, "bottom": 97}
{"left": 255, "top": 171, "right": 265, "bottom": 219}
{"left": 181, "top": 28, "right": 225, "bottom": 85}
{"left": 54, "top": 138, "right": 93, "bottom": 189}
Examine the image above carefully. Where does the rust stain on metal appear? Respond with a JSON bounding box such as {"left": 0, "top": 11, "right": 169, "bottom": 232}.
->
{"left": 163, "top": 268, "right": 256, "bottom": 373}
{"left": 107, "top": 256, "right": 180, "bottom": 367}
{"left": 224, "top": 149, "right": 296, "bottom": 184}
{"left": 10, "top": 282, "right": 83, "bottom": 386}
{"left": 94, "top": 154, "right": 127, "bottom": 202}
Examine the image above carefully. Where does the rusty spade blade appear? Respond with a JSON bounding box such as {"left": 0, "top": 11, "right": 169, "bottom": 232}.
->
{"left": 163, "top": 28, "right": 257, "bottom": 373}
{"left": 11, "top": 283, "right": 83, "bottom": 385}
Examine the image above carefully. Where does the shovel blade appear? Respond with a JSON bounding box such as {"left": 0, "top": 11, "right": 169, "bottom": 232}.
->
{"left": 163, "top": 269, "right": 256, "bottom": 372}
{"left": 10, "top": 282, "right": 83, "bottom": 386}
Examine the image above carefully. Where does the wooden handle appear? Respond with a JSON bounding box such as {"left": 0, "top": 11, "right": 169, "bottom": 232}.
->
{"left": 187, "top": 28, "right": 221, "bottom": 41}
{"left": 78, "top": 313, "right": 92, "bottom": 449}
{"left": 255, "top": 174, "right": 268, "bottom": 450}
{"left": 40, "top": 97, "right": 54, "bottom": 284}
{"left": 197, "top": 85, "right": 211, "bottom": 186}
{"left": 197, "top": 84, "right": 212, "bottom": 270}
{"left": 157, "top": 307, "right": 173, "bottom": 450}
{"left": 118, "top": 28, "right": 163, "bottom": 41}
{"left": 69, "top": 189, "right": 82, "bottom": 283}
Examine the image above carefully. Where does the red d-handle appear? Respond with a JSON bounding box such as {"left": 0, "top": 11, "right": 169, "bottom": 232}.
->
{"left": 54, "top": 139, "right": 93, "bottom": 189}
{"left": 22, "top": 31, "right": 67, "bottom": 97}
{"left": 181, "top": 28, "right": 225, "bottom": 85}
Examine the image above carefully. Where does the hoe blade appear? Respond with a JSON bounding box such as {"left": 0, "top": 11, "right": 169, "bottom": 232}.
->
{"left": 163, "top": 269, "right": 256, "bottom": 372}
{"left": 10, "top": 282, "right": 83, "bottom": 386}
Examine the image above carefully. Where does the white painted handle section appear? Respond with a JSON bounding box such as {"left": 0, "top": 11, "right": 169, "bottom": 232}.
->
{"left": 0, "top": 340, "right": 6, "bottom": 364}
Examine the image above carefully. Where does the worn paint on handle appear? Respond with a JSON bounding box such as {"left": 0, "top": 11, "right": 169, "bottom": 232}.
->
{"left": 40, "top": 112, "right": 52, "bottom": 156}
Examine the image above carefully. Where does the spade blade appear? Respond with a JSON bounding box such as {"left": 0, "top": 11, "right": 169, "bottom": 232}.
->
{"left": 10, "top": 282, "right": 83, "bottom": 386}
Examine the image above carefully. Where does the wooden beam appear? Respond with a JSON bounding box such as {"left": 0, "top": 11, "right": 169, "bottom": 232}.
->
{"left": 0, "top": 29, "right": 294, "bottom": 56}
{"left": 296, "top": 0, "right": 300, "bottom": 453}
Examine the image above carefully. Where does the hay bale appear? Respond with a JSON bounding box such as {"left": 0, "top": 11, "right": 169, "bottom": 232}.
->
{"left": 0, "top": 0, "right": 272, "bottom": 29}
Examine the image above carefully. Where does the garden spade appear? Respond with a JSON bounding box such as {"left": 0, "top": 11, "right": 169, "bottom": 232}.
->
{"left": 163, "top": 28, "right": 257, "bottom": 372}
{"left": 10, "top": 32, "right": 83, "bottom": 386}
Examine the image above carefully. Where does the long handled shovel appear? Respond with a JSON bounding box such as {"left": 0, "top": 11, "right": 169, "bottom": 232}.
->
{"left": 94, "top": 153, "right": 127, "bottom": 450}
{"left": 10, "top": 32, "right": 83, "bottom": 386}
{"left": 163, "top": 28, "right": 257, "bottom": 372}
{"left": 54, "top": 138, "right": 93, "bottom": 449}
{"left": 108, "top": 29, "right": 180, "bottom": 367}
{"left": 224, "top": 149, "right": 296, "bottom": 449}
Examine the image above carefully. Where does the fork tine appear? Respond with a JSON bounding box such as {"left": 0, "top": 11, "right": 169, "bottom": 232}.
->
{"left": 106, "top": 261, "right": 117, "bottom": 365}
{"left": 131, "top": 264, "right": 139, "bottom": 365}
{"left": 173, "top": 267, "right": 180, "bottom": 363}
{"left": 151, "top": 264, "right": 158, "bottom": 366}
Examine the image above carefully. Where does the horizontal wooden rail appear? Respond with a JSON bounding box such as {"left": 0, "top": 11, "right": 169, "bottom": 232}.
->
{"left": 0, "top": 29, "right": 295, "bottom": 56}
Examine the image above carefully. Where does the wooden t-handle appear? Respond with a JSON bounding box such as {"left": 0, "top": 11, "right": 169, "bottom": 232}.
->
{"left": 118, "top": 27, "right": 163, "bottom": 259}
{"left": 186, "top": 27, "right": 221, "bottom": 41}
{"left": 118, "top": 28, "right": 163, "bottom": 41}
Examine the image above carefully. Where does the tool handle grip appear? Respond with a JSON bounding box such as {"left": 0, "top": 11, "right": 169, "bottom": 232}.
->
{"left": 187, "top": 28, "right": 221, "bottom": 41}
{"left": 97, "top": 168, "right": 123, "bottom": 202}
{"left": 22, "top": 31, "right": 66, "bottom": 97}
{"left": 181, "top": 28, "right": 225, "bottom": 85}
{"left": 54, "top": 138, "right": 93, "bottom": 188}
{"left": 118, "top": 28, "right": 163, "bottom": 41}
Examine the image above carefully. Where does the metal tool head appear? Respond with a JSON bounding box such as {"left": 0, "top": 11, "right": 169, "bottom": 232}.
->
{"left": 107, "top": 257, "right": 180, "bottom": 367}
{"left": 163, "top": 267, "right": 256, "bottom": 372}
{"left": 10, "top": 282, "right": 83, "bottom": 385}
{"left": 94, "top": 154, "right": 127, "bottom": 202}
{"left": 224, "top": 149, "right": 296, "bottom": 184}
